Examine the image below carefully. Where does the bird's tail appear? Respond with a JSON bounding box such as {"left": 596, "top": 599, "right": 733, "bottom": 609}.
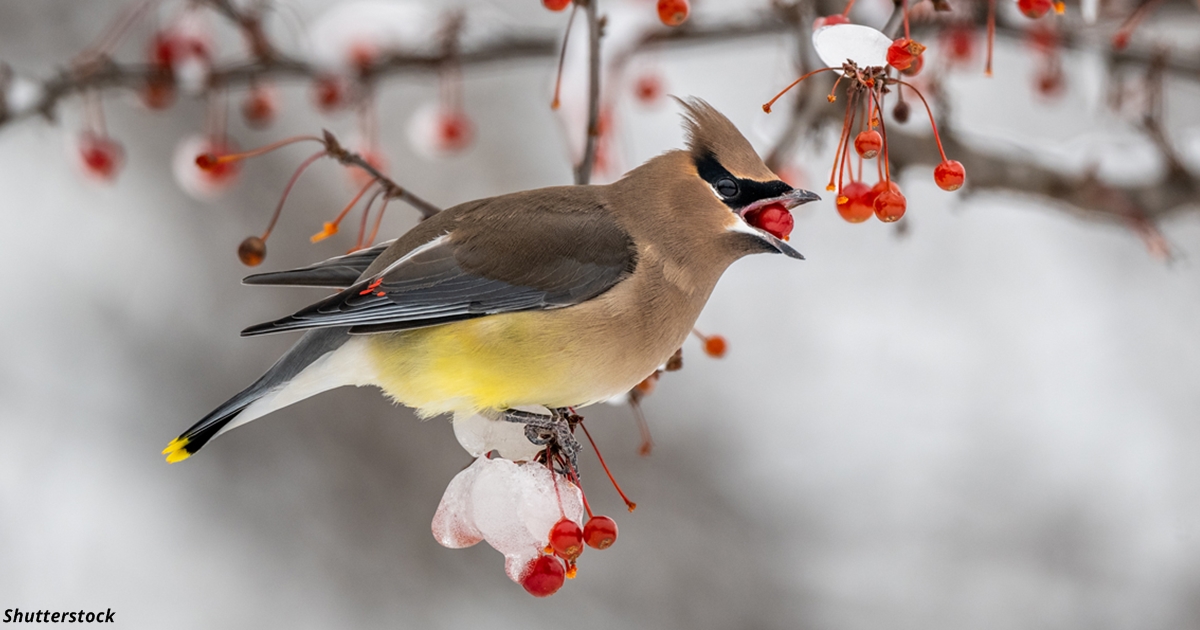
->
{"left": 163, "top": 327, "right": 373, "bottom": 463}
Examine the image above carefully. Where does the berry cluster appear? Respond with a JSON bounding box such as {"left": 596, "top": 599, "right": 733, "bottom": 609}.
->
{"left": 764, "top": 24, "right": 966, "bottom": 224}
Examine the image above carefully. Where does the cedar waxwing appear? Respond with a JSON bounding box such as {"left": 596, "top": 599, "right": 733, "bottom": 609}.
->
{"left": 162, "top": 98, "right": 819, "bottom": 464}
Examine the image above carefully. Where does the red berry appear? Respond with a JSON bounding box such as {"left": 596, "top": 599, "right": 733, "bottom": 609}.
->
{"left": 854, "top": 130, "right": 882, "bottom": 159}
{"left": 900, "top": 54, "right": 924, "bottom": 76}
{"left": 835, "top": 181, "right": 874, "bottom": 223}
{"left": 634, "top": 73, "right": 663, "bottom": 104}
{"left": 1035, "top": 66, "right": 1065, "bottom": 98}
{"left": 657, "top": 0, "right": 690, "bottom": 27}
{"left": 703, "top": 335, "right": 727, "bottom": 358}
{"left": 520, "top": 555, "right": 566, "bottom": 597}
{"left": 584, "top": 516, "right": 618, "bottom": 550}
{"left": 549, "top": 518, "right": 584, "bottom": 561}
{"left": 238, "top": 236, "right": 266, "bottom": 267}
{"left": 886, "top": 38, "right": 926, "bottom": 72}
{"left": 141, "top": 78, "right": 175, "bottom": 110}
{"left": 743, "top": 203, "right": 794, "bottom": 240}
{"left": 873, "top": 189, "right": 907, "bottom": 222}
{"left": 313, "top": 75, "right": 348, "bottom": 113}
{"left": 435, "top": 110, "right": 474, "bottom": 154}
{"left": 943, "top": 27, "right": 976, "bottom": 65}
{"left": 813, "top": 14, "right": 850, "bottom": 30}
{"left": 543, "top": 0, "right": 571, "bottom": 11}
{"left": 892, "top": 100, "right": 911, "bottom": 123}
{"left": 933, "top": 160, "right": 965, "bottom": 191}
{"left": 1017, "top": 0, "right": 1053, "bottom": 19}
{"left": 241, "top": 85, "right": 278, "bottom": 129}
{"left": 77, "top": 133, "right": 125, "bottom": 182}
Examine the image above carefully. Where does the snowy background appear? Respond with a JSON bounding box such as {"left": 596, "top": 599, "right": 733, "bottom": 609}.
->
{"left": 2, "top": 0, "right": 1199, "bottom": 628}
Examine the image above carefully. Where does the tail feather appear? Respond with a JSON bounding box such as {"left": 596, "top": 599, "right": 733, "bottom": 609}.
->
{"left": 164, "top": 327, "right": 365, "bottom": 463}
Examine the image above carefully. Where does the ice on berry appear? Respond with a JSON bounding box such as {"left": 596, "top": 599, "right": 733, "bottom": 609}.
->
{"left": 431, "top": 454, "right": 584, "bottom": 588}
{"left": 452, "top": 411, "right": 543, "bottom": 461}
{"left": 813, "top": 24, "right": 891, "bottom": 70}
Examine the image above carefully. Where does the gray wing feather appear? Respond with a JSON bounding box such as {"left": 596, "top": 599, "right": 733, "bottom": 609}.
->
{"left": 241, "top": 240, "right": 395, "bottom": 288}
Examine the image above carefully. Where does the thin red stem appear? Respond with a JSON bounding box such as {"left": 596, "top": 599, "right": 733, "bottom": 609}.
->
{"left": 578, "top": 421, "right": 637, "bottom": 512}
{"left": 870, "top": 89, "right": 893, "bottom": 185}
{"left": 367, "top": 197, "right": 390, "bottom": 246}
{"left": 762, "top": 66, "right": 838, "bottom": 113}
{"left": 353, "top": 188, "right": 384, "bottom": 251}
{"left": 261, "top": 150, "right": 325, "bottom": 241}
{"left": 551, "top": 3, "right": 579, "bottom": 110}
{"left": 902, "top": 0, "right": 911, "bottom": 40}
{"left": 895, "top": 80, "right": 948, "bottom": 161}
{"left": 841, "top": 0, "right": 857, "bottom": 16}
{"left": 828, "top": 91, "right": 857, "bottom": 192}
{"left": 986, "top": 0, "right": 995, "bottom": 77}
{"left": 206, "top": 135, "right": 325, "bottom": 166}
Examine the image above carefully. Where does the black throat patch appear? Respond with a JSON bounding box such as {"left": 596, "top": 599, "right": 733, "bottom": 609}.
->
{"left": 694, "top": 152, "right": 792, "bottom": 210}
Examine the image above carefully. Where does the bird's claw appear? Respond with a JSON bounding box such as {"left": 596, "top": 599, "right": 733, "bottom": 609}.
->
{"left": 502, "top": 407, "right": 582, "bottom": 479}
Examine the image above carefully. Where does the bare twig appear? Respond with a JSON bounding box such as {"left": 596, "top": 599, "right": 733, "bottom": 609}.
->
{"left": 320, "top": 130, "right": 442, "bottom": 218}
{"left": 574, "top": 0, "right": 603, "bottom": 185}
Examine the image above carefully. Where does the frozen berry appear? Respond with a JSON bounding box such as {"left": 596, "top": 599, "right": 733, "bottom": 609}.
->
{"left": 549, "top": 518, "right": 584, "bottom": 560}
{"left": 835, "top": 181, "right": 874, "bottom": 223}
{"left": 584, "top": 516, "right": 618, "bottom": 550}
{"left": 238, "top": 236, "right": 266, "bottom": 267}
{"left": 520, "top": 555, "right": 566, "bottom": 597}
{"left": 934, "top": 160, "right": 965, "bottom": 191}
{"left": 657, "top": 0, "right": 689, "bottom": 27}
{"left": 854, "top": 130, "right": 882, "bottom": 159}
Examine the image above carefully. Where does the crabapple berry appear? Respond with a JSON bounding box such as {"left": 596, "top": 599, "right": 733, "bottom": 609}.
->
{"left": 238, "top": 236, "right": 266, "bottom": 267}
{"left": 886, "top": 37, "right": 926, "bottom": 72}
{"left": 900, "top": 54, "right": 924, "bottom": 76}
{"left": 241, "top": 85, "right": 278, "bottom": 129}
{"left": 743, "top": 203, "right": 794, "bottom": 240}
{"left": 76, "top": 133, "right": 125, "bottom": 183}
{"left": 634, "top": 73, "right": 664, "bottom": 104}
{"left": 520, "top": 555, "right": 566, "bottom": 597}
{"left": 657, "top": 0, "right": 689, "bottom": 27}
{"left": 703, "top": 335, "right": 727, "bottom": 358}
{"left": 934, "top": 160, "right": 965, "bottom": 191}
{"left": 874, "top": 189, "right": 907, "bottom": 222}
{"left": 1017, "top": 0, "right": 1053, "bottom": 19}
{"left": 141, "top": 77, "right": 175, "bottom": 110}
{"left": 854, "top": 130, "right": 882, "bottom": 159}
{"left": 836, "top": 181, "right": 874, "bottom": 223}
{"left": 892, "top": 100, "right": 911, "bottom": 123}
{"left": 584, "top": 516, "right": 618, "bottom": 549}
{"left": 313, "top": 75, "right": 348, "bottom": 113}
{"left": 549, "top": 518, "right": 584, "bottom": 561}
{"left": 436, "top": 110, "right": 474, "bottom": 154}
{"left": 543, "top": 0, "right": 571, "bottom": 10}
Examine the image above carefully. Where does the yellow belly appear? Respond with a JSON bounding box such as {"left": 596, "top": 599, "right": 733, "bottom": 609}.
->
{"left": 365, "top": 311, "right": 631, "bottom": 416}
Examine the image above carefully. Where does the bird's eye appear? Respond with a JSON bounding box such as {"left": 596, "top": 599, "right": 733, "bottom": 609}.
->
{"left": 715, "top": 178, "right": 738, "bottom": 198}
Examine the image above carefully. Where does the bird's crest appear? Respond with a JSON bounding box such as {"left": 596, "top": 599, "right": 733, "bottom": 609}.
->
{"left": 677, "top": 97, "right": 776, "bottom": 182}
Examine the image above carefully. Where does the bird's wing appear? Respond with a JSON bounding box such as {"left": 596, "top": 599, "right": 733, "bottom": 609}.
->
{"left": 241, "top": 190, "right": 636, "bottom": 336}
{"left": 241, "top": 240, "right": 395, "bottom": 288}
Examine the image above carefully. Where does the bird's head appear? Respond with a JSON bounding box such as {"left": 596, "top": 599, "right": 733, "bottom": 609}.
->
{"left": 614, "top": 98, "right": 819, "bottom": 262}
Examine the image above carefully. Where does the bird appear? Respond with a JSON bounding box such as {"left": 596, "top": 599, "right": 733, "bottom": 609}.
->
{"left": 162, "top": 98, "right": 819, "bottom": 464}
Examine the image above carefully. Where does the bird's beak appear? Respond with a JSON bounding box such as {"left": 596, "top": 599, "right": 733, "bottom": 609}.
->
{"left": 736, "top": 187, "right": 820, "bottom": 260}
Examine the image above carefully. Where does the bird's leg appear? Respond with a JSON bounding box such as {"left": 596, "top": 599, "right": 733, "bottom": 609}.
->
{"left": 501, "top": 407, "right": 583, "bottom": 479}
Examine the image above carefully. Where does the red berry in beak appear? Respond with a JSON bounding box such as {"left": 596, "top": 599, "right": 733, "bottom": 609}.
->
{"left": 743, "top": 203, "right": 794, "bottom": 240}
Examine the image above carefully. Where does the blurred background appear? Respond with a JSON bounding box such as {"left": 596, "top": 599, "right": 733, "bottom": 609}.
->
{"left": 1, "top": 0, "right": 1199, "bottom": 628}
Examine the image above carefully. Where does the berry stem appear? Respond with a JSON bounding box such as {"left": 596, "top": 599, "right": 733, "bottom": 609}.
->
{"left": 986, "top": 0, "right": 995, "bottom": 77}
{"left": 902, "top": 0, "right": 911, "bottom": 40}
{"left": 353, "top": 188, "right": 384, "bottom": 251}
{"left": 627, "top": 395, "right": 654, "bottom": 457}
{"left": 201, "top": 135, "right": 325, "bottom": 169}
{"left": 762, "top": 66, "right": 837, "bottom": 113}
{"left": 366, "top": 197, "right": 390, "bottom": 247}
{"left": 841, "top": 0, "right": 857, "bottom": 16}
{"left": 870, "top": 88, "right": 893, "bottom": 185}
{"left": 1113, "top": 0, "right": 1164, "bottom": 49}
{"left": 828, "top": 90, "right": 858, "bottom": 192}
{"left": 551, "top": 2, "right": 579, "bottom": 110}
{"left": 312, "top": 179, "right": 378, "bottom": 243}
{"left": 577, "top": 421, "right": 637, "bottom": 512}
{"left": 894, "top": 80, "right": 948, "bottom": 161}
{"left": 261, "top": 150, "right": 325, "bottom": 241}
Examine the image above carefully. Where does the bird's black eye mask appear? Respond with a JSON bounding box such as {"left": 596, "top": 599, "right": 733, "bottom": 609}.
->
{"left": 694, "top": 152, "right": 792, "bottom": 211}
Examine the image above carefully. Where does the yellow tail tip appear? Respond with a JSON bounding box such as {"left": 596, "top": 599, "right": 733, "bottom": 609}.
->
{"left": 162, "top": 437, "right": 191, "bottom": 463}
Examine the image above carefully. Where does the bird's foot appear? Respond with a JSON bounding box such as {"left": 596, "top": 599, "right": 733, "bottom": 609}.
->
{"left": 502, "top": 407, "right": 582, "bottom": 479}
